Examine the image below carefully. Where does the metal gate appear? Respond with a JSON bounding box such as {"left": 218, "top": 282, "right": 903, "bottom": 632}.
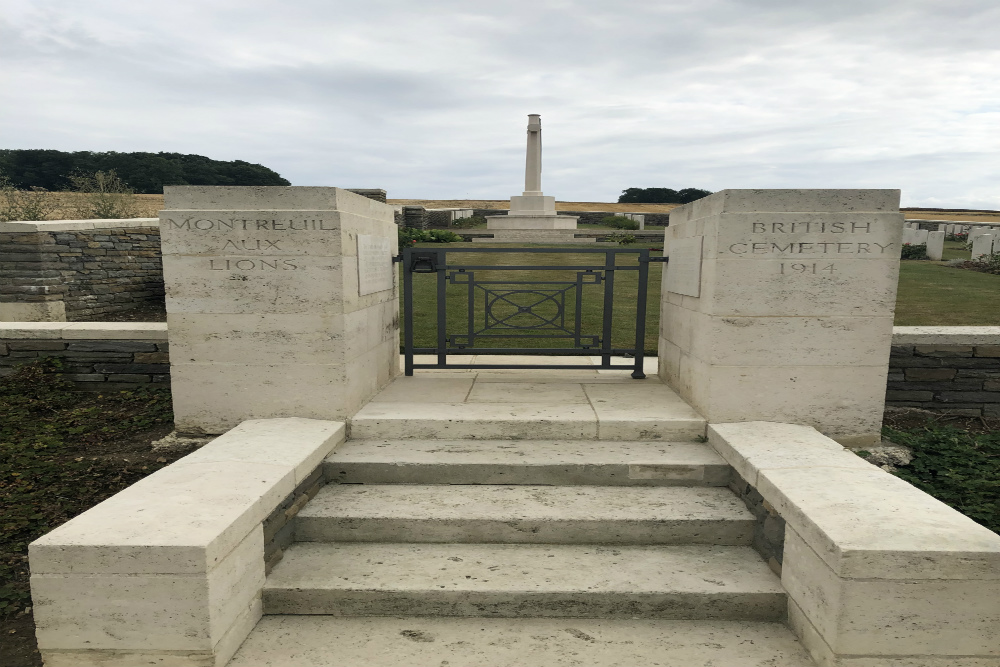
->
{"left": 401, "top": 246, "right": 663, "bottom": 378}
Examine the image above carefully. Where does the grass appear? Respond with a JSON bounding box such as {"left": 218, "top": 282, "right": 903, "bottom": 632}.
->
{"left": 0, "top": 359, "right": 180, "bottom": 658}
{"left": 895, "top": 242, "right": 1000, "bottom": 325}
{"left": 403, "top": 243, "right": 663, "bottom": 355}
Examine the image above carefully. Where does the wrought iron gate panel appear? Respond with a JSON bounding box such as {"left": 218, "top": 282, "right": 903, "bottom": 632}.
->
{"left": 402, "top": 247, "right": 655, "bottom": 378}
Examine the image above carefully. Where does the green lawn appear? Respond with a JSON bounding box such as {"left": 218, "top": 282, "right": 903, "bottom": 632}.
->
{"left": 402, "top": 240, "right": 999, "bottom": 353}
{"left": 942, "top": 239, "right": 972, "bottom": 261}
{"left": 895, "top": 260, "right": 1000, "bottom": 325}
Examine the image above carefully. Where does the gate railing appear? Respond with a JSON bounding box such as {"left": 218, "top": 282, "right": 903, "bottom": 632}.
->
{"left": 401, "top": 246, "right": 661, "bottom": 378}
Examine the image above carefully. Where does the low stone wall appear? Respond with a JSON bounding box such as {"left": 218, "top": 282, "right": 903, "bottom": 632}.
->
{"left": 888, "top": 327, "right": 1000, "bottom": 417}
{"left": 29, "top": 418, "right": 345, "bottom": 667}
{"left": 263, "top": 466, "right": 324, "bottom": 575}
{"left": 729, "top": 471, "right": 785, "bottom": 575}
{"left": 0, "top": 219, "right": 163, "bottom": 321}
{"left": 709, "top": 421, "right": 1000, "bottom": 667}
{"left": 5, "top": 325, "right": 1000, "bottom": 414}
{"left": 0, "top": 322, "right": 168, "bottom": 389}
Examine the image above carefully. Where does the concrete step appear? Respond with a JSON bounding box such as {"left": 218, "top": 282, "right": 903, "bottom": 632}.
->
{"left": 296, "top": 484, "right": 753, "bottom": 545}
{"left": 263, "top": 543, "right": 785, "bottom": 620}
{"left": 326, "top": 439, "right": 731, "bottom": 486}
{"left": 228, "top": 616, "right": 816, "bottom": 666}
{"left": 349, "top": 384, "right": 707, "bottom": 442}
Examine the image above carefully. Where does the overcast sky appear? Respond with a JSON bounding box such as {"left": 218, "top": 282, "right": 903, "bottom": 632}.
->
{"left": 1, "top": 0, "right": 998, "bottom": 207}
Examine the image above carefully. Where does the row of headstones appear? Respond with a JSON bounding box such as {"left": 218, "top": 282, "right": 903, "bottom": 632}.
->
{"left": 902, "top": 221, "right": 1000, "bottom": 260}
{"left": 901, "top": 224, "right": 946, "bottom": 260}
{"left": 958, "top": 225, "right": 1000, "bottom": 259}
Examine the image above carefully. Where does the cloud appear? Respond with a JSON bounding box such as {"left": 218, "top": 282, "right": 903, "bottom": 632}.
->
{"left": 0, "top": 0, "right": 998, "bottom": 207}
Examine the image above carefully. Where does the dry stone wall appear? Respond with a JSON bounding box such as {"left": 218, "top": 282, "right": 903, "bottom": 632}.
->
{"left": 0, "top": 220, "right": 164, "bottom": 321}
{"left": 887, "top": 334, "right": 1000, "bottom": 417}
{"left": 0, "top": 330, "right": 169, "bottom": 389}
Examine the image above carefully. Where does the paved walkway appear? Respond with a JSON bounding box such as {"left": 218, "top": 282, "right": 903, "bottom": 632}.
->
{"left": 352, "top": 356, "right": 706, "bottom": 441}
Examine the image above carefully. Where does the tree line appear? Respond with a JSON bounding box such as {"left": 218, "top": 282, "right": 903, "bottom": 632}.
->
{"left": 0, "top": 149, "right": 290, "bottom": 194}
{"left": 618, "top": 187, "right": 712, "bottom": 204}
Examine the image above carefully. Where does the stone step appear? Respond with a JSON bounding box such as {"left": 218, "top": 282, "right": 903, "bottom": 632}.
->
{"left": 326, "top": 439, "right": 731, "bottom": 486}
{"left": 296, "top": 484, "right": 753, "bottom": 545}
{"left": 348, "top": 384, "right": 707, "bottom": 441}
{"left": 263, "top": 543, "right": 785, "bottom": 621}
{"left": 229, "top": 616, "right": 816, "bottom": 666}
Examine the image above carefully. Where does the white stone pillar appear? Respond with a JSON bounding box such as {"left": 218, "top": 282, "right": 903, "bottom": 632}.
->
{"left": 972, "top": 233, "right": 996, "bottom": 259}
{"left": 658, "top": 189, "right": 902, "bottom": 447}
{"left": 926, "top": 230, "right": 945, "bottom": 260}
{"left": 160, "top": 187, "right": 399, "bottom": 434}
{"left": 524, "top": 114, "right": 542, "bottom": 195}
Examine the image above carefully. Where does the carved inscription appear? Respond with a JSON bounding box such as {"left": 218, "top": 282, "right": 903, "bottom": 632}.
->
{"left": 164, "top": 218, "right": 336, "bottom": 231}
{"left": 161, "top": 216, "right": 339, "bottom": 272}
{"left": 723, "top": 220, "right": 895, "bottom": 275}
{"left": 357, "top": 235, "right": 393, "bottom": 296}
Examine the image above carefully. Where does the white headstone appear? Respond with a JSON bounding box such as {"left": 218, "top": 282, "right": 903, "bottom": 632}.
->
{"left": 972, "top": 233, "right": 996, "bottom": 259}
{"left": 914, "top": 229, "right": 929, "bottom": 244}
{"left": 926, "top": 231, "right": 945, "bottom": 261}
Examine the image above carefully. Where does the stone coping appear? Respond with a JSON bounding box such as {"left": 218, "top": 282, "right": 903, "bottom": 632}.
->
{"left": 892, "top": 326, "right": 1000, "bottom": 345}
{"left": 0, "top": 321, "right": 168, "bottom": 339}
{"left": 0, "top": 218, "right": 159, "bottom": 232}
{"left": 30, "top": 418, "right": 345, "bottom": 575}
{"left": 5, "top": 323, "right": 997, "bottom": 348}
{"left": 708, "top": 421, "right": 1000, "bottom": 581}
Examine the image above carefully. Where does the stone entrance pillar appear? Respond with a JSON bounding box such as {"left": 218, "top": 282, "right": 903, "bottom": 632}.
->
{"left": 658, "top": 190, "right": 903, "bottom": 446}
{"left": 160, "top": 187, "right": 399, "bottom": 434}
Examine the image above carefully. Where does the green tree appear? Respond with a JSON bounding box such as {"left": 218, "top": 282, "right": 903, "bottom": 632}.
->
{"left": 0, "top": 150, "right": 291, "bottom": 194}
{"left": 617, "top": 187, "right": 712, "bottom": 204}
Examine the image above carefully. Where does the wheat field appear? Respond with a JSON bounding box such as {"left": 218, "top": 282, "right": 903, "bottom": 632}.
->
{"left": 9, "top": 192, "right": 999, "bottom": 222}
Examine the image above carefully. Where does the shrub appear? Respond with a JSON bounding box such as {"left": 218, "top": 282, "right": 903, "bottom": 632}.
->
{"left": 398, "top": 227, "right": 463, "bottom": 246}
{"left": 881, "top": 425, "right": 1000, "bottom": 534}
{"left": 901, "top": 242, "right": 928, "bottom": 260}
{"left": 606, "top": 231, "right": 637, "bottom": 245}
{"left": 69, "top": 170, "right": 139, "bottom": 219}
{"left": 0, "top": 173, "right": 55, "bottom": 222}
{"left": 601, "top": 215, "right": 639, "bottom": 230}
{"left": 426, "top": 229, "right": 462, "bottom": 243}
{"left": 969, "top": 252, "right": 1000, "bottom": 275}
{"left": 947, "top": 232, "right": 968, "bottom": 243}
